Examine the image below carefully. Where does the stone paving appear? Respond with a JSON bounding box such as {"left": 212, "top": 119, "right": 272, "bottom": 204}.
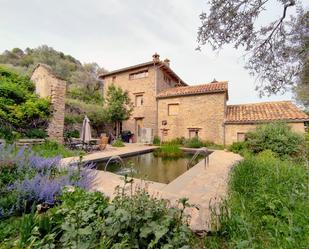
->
{"left": 61, "top": 143, "right": 157, "bottom": 164}
{"left": 61, "top": 145, "right": 242, "bottom": 232}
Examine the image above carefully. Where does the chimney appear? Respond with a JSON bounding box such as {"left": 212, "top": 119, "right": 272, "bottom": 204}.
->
{"left": 152, "top": 53, "right": 160, "bottom": 63}
{"left": 163, "top": 58, "right": 170, "bottom": 67}
{"left": 211, "top": 78, "right": 218, "bottom": 83}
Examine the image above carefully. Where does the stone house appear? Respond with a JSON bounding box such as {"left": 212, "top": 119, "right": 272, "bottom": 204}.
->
{"left": 99, "top": 54, "right": 308, "bottom": 145}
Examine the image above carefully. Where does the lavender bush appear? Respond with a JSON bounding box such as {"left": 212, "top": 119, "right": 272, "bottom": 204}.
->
{"left": 0, "top": 145, "right": 96, "bottom": 218}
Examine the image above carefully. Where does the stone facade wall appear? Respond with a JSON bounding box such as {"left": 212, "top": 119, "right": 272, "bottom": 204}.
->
{"left": 103, "top": 65, "right": 178, "bottom": 139}
{"left": 157, "top": 92, "right": 226, "bottom": 144}
{"left": 224, "top": 122, "right": 306, "bottom": 145}
{"left": 31, "top": 65, "right": 66, "bottom": 144}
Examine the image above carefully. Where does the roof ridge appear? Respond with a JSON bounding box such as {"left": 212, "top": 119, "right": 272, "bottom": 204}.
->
{"left": 188, "top": 81, "right": 228, "bottom": 86}
{"left": 160, "top": 81, "right": 228, "bottom": 92}
{"left": 227, "top": 100, "right": 292, "bottom": 107}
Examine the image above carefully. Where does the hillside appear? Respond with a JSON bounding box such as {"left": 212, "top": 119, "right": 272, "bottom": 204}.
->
{"left": 0, "top": 45, "right": 107, "bottom": 103}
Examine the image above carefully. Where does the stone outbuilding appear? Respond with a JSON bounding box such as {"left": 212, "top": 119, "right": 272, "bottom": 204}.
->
{"left": 31, "top": 64, "right": 66, "bottom": 144}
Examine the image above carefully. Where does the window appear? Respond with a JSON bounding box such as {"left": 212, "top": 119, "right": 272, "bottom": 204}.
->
{"left": 188, "top": 128, "right": 200, "bottom": 138}
{"left": 129, "top": 70, "right": 148, "bottom": 80}
{"left": 112, "top": 76, "right": 116, "bottom": 83}
{"left": 168, "top": 104, "right": 179, "bottom": 116}
{"left": 237, "top": 132, "right": 246, "bottom": 142}
{"left": 135, "top": 95, "right": 143, "bottom": 106}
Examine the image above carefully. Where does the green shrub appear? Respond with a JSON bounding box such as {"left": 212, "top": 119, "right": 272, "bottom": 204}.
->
{"left": 67, "top": 87, "right": 104, "bottom": 105}
{"left": 25, "top": 129, "right": 47, "bottom": 139}
{"left": 64, "top": 113, "right": 83, "bottom": 125}
{"left": 0, "top": 66, "right": 51, "bottom": 134}
{"left": 203, "top": 140, "right": 225, "bottom": 150}
{"left": 104, "top": 188, "right": 194, "bottom": 248}
{"left": 228, "top": 141, "right": 247, "bottom": 155}
{"left": 65, "top": 98, "right": 107, "bottom": 134}
{"left": 4, "top": 186, "right": 195, "bottom": 248}
{"left": 246, "top": 122, "right": 306, "bottom": 159}
{"left": 184, "top": 137, "right": 204, "bottom": 148}
{"left": 112, "top": 139, "right": 125, "bottom": 147}
{"left": 153, "top": 135, "right": 161, "bottom": 145}
{"left": 64, "top": 129, "right": 80, "bottom": 138}
{"left": 168, "top": 136, "right": 186, "bottom": 145}
{"left": 205, "top": 151, "right": 309, "bottom": 248}
{"left": 154, "top": 143, "right": 183, "bottom": 158}
{"left": 32, "top": 140, "right": 84, "bottom": 158}
{"left": 0, "top": 126, "right": 21, "bottom": 142}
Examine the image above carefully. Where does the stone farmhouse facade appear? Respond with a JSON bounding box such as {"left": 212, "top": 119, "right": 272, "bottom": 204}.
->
{"left": 99, "top": 54, "right": 309, "bottom": 145}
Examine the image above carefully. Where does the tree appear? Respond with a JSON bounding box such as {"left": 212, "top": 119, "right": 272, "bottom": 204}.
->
{"left": 294, "top": 28, "right": 309, "bottom": 109}
{"left": 197, "top": 0, "right": 308, "bottom": 98}
{"left": 104, "top": 84, "right": 133, "bottom": 137}
{"left": 0, "top": 66, "right": 51, "bottom": 138}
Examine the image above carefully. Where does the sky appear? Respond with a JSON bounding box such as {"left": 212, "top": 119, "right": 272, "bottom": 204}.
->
{"left": 0, "top": 0, "right": 302, "bottom": 104}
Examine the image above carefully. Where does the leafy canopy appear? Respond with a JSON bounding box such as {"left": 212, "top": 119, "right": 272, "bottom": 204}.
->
{"left": 0, "top": 66, "right": 51, "bottom": 133}
{"left": 104, "top": 84, "right": 133, "bottom": 123}
{"left": 197, "top": 0, "right": 308, "bottom": 98}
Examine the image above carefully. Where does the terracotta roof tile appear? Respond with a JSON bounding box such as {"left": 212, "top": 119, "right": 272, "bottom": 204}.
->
{"left": 157, "top": 81, "right": 228, "bottom": 98}
{"left": 226, "top": 101, "right": 309, "bottom": 123}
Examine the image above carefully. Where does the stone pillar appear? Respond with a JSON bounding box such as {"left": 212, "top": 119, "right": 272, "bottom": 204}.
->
{"left": 31, "top": 64, "right": 66, "bottom": 144}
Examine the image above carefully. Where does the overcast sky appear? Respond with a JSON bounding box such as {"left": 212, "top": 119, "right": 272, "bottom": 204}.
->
{"left": 1, "top": 0, "right": 304, "bottom": 104}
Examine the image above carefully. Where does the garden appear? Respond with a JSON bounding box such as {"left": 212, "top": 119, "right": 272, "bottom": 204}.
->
{"left": 0, "top": 145, "right": 197, "bottom": 248}
{"left": 204, "top": 122, "right": 309, "bottom": 248}
{"left": 1, "top": 63, "right": 309, "bottom": 248}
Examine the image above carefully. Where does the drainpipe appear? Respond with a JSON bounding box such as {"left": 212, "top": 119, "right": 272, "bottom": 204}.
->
{"left": 223, "top": 123, "right": 226, "bottom": 148}
{"left": 154, "top": 62, "right": 159, "bottom": 137}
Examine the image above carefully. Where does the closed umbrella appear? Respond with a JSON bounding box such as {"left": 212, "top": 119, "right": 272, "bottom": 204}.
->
{"left": 81, "top": 115, "right": 92, "bottom": 144}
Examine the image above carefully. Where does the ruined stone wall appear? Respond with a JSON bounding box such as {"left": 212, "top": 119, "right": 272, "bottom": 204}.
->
{"left": 31, "top": 65, "right": 66, "bottom": 144}
{"left": 224, "top": 122, "right": 307, "bottom": 145}
{"left": 157, "top": 92, "right": 226, "bottom": 144}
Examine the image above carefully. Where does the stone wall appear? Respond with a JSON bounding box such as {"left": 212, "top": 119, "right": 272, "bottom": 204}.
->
{"left": 157, "top": 92, "right": 226, "bottom": 144}
{"left": 103, "top": 64, "right": 179, "bottom": 139}
{"left": 224, "top": 122, "right": 306, "bottom": 145}
{"left": 31, "top": 64, "right": 66, "bottom": 144}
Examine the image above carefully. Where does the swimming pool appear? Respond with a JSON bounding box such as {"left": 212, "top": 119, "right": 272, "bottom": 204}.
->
{"left": 96, "top": 152, "right": 203, "bottom": 184}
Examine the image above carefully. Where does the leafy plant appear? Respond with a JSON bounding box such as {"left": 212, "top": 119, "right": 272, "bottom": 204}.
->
{"left": 25, "top": 129, "right": 47, "bottom": 139}
{"left": 112, "top": 139, "right": 125, "bottom": 147}
{"left": 205, "top": 151, "right": 309, "bottom": 248}
{"left": 154, "top": 143, "right": 183, "bottom": 158}
{"left": 184, "top": 137, "right": 204, "bottom": 148}
{"left": 228, "top": 141, "right": 247, "bottom": 155}
{"left": 103, "top": 187, "right": 194, "bottom": 248}
{"left": 0, "top": 66, "right": 51, "bottom": 136}
{"left": 64, "top": 129, "right": 80, "bottom": 139}
{"left": 246, "top": 122, "right": 306, "bottom": 159}
{"left": 32, "top": 140, "right": 84, "bottom": 158}
{"left": 65, "top": 98, "right": 107, "bottom": 135}
{"left": 153, "top": 135, "right": 161, "bottom": 145}
{"left": 68, "top": 87, "right": 104, "bottom": 105}
{"left": 0, "top": 145, "right": 94, "bottom": 217}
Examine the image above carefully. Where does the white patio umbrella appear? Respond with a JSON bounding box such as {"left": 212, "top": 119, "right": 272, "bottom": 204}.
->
{"left": 81, "top": 115, "right": 92, "bottom": 144}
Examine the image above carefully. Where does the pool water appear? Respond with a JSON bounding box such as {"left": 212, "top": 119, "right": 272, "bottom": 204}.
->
{"left": 97, "top": 152, "right": 203, "bottom": 184}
